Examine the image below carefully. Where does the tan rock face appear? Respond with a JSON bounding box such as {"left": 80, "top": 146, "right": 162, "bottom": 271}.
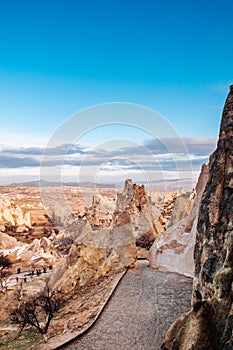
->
{"left": 48, "top": 212, "right": 137, "bottom": 293}
{"left": 48, "top": 180, "right": 193, "bottom": 292}
{"left": 167, "top": 191, "right": 194, "bottom": 228}
{"left": 0, "top": 231, "right": 60, "bottom": 267}
{"left": 0, "top": 197, "right": 59, "bottom": 267}
{"left": 161, "top": 85, "right": 233, "bottom": 349}
{"left": 152, "top": 189, "right": 187, "bottom": 228}
{"left": 86, "top": 194, "right": 115, "bottom": 228}
{"left": 0, "top": 197, "right": 31, "bottom": 227}
{"left": 0, "top": 231, "right": 21, "bottom": 250}
{"left": 115, "top": 179, "right": 164, "bottom": 249}
{"left": 62, "top": 179, "right": 166, "bottom": 253}
{"left": 149, "top": 164, "right": 208, "bottom": 277}
{"left": 92, "top": 193, "right": 116, "bottom": 213}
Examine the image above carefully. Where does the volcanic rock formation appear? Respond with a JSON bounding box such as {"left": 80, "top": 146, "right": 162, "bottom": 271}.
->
{"left": 48, "top": 179, "right": 193, "bottom": 292}
{"left": 160, "top": 85, "right": 233, "bottom": 349}
{"left": 0, "top": 231, "right": 21, "bottom": 250}
{"left": 60, "top": 179, "right": 167, "bottom": 252}
{"left": 0, "top": 197, "right": 31, "bottom": 228}
{"left": 48, "top": 211, "right": 137, "bottom": 293}
{"left": 0, "top": 231, "right": 60, "bottom": 267}
{"left": 115, "top": 179, "right": 164, "bottom": 249}
{"left": 149, "top": 164, "right": 208, "bottom": 277}
{"left": 86, "top": 194, "right": 116, "bottom": 228}
{"left": 167, "top": 190, "right": 195, "bottom": 228}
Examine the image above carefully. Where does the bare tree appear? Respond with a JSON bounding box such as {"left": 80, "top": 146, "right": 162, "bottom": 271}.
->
{"left": 0, "top": 255, "right": 12, "bottom": 295}
{"left": 11, "top": 286, "right": 65, "bottom": 341}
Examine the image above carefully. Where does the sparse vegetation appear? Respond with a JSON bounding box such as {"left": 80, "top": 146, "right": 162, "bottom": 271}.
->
{"left": 10, "top": 286, "right": 65, "bottom": 341}
{"left": 0, "top": 327, "right": 42, "bottom": 350}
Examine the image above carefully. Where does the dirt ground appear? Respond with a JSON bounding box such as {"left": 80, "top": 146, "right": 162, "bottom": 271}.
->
{"left": 0, "top": 269, "right": 124, "bottom": 350}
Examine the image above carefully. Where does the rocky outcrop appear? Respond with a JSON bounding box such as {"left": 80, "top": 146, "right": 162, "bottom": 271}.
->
{"left": 116, "top": 179, "right": 148, "bottom": 211}
{"left": 160, "top": 85, "right": 233, "bottom": 349}
{"left": 0, "top": 231, "right": 21, "bottom": 250}
{"left": 48, "top": 180, "right": 191, "bottom": 292}
{"left": 62, "top": 180, "right": 166, "bottom": 252}
{"left": 92, "top": 194, "right": 116, "bottom": 214}
{"left": 0, "top": 232, "right": 60, "bottom": 267}
{"left": 48, "top": 180, "right": 165, "bottom": 290}
{"left": 161, "top": 299, "right": 225, "bottom": 350}
{"left": 115, "top": 179, "right": 164, "bottom": 249}
{"left": 48, "top": 211, "right": 137, "bottom": 293}
{"left": 151, "top": 189, "right": 189, "bottom": 228}
{"left": 167, "top": 191, "right": 195, "bottom": 228}
{"left": 86, "top": 194, "right": 116, "bottom": 228}
{"left": 0, "top": 197, "right": 31, "bottom": 228}
{"left": 149, "top": 165, "right": 208, "bottom": 277}
{"left": 18, "top": 237, "right": 60, "bottom": 266}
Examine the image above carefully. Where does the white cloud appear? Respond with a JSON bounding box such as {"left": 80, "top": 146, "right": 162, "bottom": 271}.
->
{"left": 0, "top": 136, "right": 215, "bottom": 186}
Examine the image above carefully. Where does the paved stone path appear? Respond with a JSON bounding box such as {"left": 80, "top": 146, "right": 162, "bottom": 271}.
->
{"left": 62, "top": 261, "right": 192, "bottom": 350}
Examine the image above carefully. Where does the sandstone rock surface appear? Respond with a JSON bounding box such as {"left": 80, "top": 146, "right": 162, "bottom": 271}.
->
{"left": 48, "top": 211, "right": 137, "bottom": 293}
{"left": 115, "top": 179, "right": 164, "bottom": 249}
{"left": 0, "top": 232, "right": 60, "bottom": 267}
{"left": 92, "top": 193, "right": 116, "bottom": 214}
{"left": 149, "top": 164, "right": 208, "bottom": 277}
{"left": 49, "top": 180, "right": 168, "bottom": 292}
{"left": 0, "top": 197, "right": 31, "bottom": 228}
{"left": 0, "top": 231, "right": 21, "bottom": 250}
{"left": 161, "top": 85, "right": 233, "bottom": 349}
{"left": 61, "top": 179, "right": 167, "bottom": 253}
{"left": 167, "top": 191, "right": 194, "bottom": 228}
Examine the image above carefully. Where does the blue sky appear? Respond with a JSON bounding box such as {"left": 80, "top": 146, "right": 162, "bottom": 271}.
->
{"left": 0, "top": 0, "right": 232, "bottom": 186}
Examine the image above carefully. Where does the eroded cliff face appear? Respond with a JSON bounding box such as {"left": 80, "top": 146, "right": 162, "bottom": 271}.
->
{"left": 48, "top": 180, "right": 169, "bottom": 292}
{"left": 160, "top": 86, "right": 233, "bottom": 349}
{"left": 194, "top": 87, "right": 233, "bottom": 299}
{"left": 149, "top": 164, "right": 208, "bottom": 278}
{"left": 0, "top": 231, "right": 61, "bottom": 267}
{"left": 115, "top": 179, "right": 165, "bottom": 248}
{"left": 0, "top": 197, "right": 31, "bottom": 228}
{"left": 48, "top": 211, "right": 137, "bottom": 293}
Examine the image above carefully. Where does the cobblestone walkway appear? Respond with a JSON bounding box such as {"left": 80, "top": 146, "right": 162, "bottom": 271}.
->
{"left": 62, "top": 261, "right": 192, "bottom": 350}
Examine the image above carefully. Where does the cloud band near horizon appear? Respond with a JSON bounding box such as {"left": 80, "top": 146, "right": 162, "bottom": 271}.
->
{"left": 0, "top": 137, "right": 216, "bottom": 186}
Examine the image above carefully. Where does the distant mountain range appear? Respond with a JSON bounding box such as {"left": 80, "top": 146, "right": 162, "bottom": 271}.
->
{"left": 2, "top": 177, "right": 195, "bottom": 191}
{"left": 5, "top": 180, "right": 116, "bottom": 188}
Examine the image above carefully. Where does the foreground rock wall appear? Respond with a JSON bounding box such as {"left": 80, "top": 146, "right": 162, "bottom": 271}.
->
{"left": 160, "top": 85, "right": 233, "bottom": 349}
